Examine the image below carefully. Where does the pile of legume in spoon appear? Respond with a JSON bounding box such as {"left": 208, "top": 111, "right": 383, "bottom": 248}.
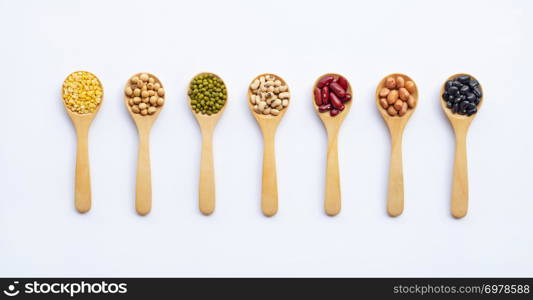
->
{"left": 188, "top": 73, "right": 227, "bottom": 115}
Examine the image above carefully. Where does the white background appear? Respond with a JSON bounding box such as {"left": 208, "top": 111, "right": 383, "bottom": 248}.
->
{"left": 0, "top": 0, "right": 532, "bottom": 277}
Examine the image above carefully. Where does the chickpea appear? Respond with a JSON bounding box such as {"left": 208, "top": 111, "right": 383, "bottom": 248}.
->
{"left": 157, "top": 88, "right": 165, "bottom": 97}
{"left": 125, "top": 87, "right": 133, "bottom": 96}
{"left": 133, "top": 97, "right": 141, "bottom": 104}
{"left": 140, "top": 109, "right": 148, "bottom": 116}
{"left": 154, "top": 83, "right": 161, "bottom": 90}
{"left": 140, "top": 73, "right": 149, "bottom": 82}
{"left": 156, "top": 97, "right": 164, "bottom": 106}
{"left": 133, "top": 89, "right": 141, "bottom": 97}
{"left": 131, "top": 76, "right": 139, "bottom": 84}
{"left": 148, "top": 106, "right": 157, "bottom": 114}
{"left": 128, "top": 98, "right": 134, "bottom": 106}
{"left": 147, "top": 83, "right": 154, "bottom": 90}
{"left": 139, "top": 103, "right": 147, "bottom": 110}
{"left": 141, "top": 90, "right": 149, "bottom": 98}
{"left": 142, "top": 97, "right": 149, "bottom": 103}
{"left": 148, "top": 77, "right": 155, "bottom": 84}
{"left": 150, "top": 96, "right": 158, "bottom": 105}
{"left": 132, "top": 105, "right": 140, "bottom": 113}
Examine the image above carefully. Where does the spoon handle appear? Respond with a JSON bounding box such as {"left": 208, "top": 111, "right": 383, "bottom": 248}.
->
{"left": 136, "top": 129, "right": 152, "bottom": 216}
{"left": 261, "top": 132, "right": 278, "bottom": 217}
{"left": 387, "top": 132, "right": 404, "bottom": 217}
{"left": 199, "top": 130, "right": 215, "bottom": 215}
{"left": 451, "top": 130, "right": 468, "bottom": 218}
{"left": 74, "top": 128, "right": 91, "bottom": 213}
{"left": 325, "top": 132, "right": 341, "bottom": 216}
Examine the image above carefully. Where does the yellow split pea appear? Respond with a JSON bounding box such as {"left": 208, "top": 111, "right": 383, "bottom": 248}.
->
{"left": 62, "top": 71, "right": 103, "bottom": 114}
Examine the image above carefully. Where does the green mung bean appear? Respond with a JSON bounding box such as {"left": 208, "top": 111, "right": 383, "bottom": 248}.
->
{"left": 189, "top": 73, "right": 227, "bottom": 115}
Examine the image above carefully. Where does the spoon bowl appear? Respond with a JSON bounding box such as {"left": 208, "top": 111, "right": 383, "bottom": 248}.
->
{"left": 440, "top": 73, "right": 483, "bottom": 218}
{"left": 124, "top": 72, "right": 164, "bottom": 215}
{"left": 62, "top": 71, "right": 104, "bottom": 213}
{"left": 376, "top": 73, "right": 418, "bottom": 216}
{"left": 312, "top": 73, "right": 352, "bottom": 216}
{"left": 188, "top": 72, "right": 227, "bottom": 215}
{"left": 248, "top": 73, "right": 290, "bottom": 216}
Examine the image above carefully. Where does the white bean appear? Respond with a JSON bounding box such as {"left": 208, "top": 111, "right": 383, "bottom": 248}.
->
{"left": 279, "top": 92, "right": 290, "bottom": 99}
{"left": 282, "top": 99, "right": 289, "bottom": 107}
{"left": 271, "top": 109, "right": 280, "bottom": 116}
{"left": 250, "top": 79, "right": 260, "bottom": 90}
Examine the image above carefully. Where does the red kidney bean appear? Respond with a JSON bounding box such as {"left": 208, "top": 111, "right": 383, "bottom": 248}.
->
{"left": 329, "top": 92, "right": 344, "bottom": 109}
{"left": 330, "top": 108, "right": 340, "bottom": 116}
{"left": 317, "top": 75, "right": 335, "bottom": 88}
{"left": 321, "top": 86, "right": 329, "bottom": 104}
{"left": 337, "top": 76, "right": 348, "bottom": 90}
{"left": 318, "top": 104, "right": 331, "bottom": 112}
{"left": 343, "top": 93, "right": 351, "bottom": 102}
{"left": 329, "top": 82, "right": 346, "bottom": 98}
{"left": 314, "top": 87, "right": 322, "bottom": 106}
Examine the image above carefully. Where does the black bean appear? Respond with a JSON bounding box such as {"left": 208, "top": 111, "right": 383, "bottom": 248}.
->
{"left": 460, "top": 85, "right": 470, "bottom": 93}
{"left": 466, "top": 92, "right": 476, "bottom": 102}
{"left": 442, "top": 92, "right": 449, "bottom": 101}
{"left": 445, "top": 80, "right": 454, "bottom": 90}
{"left": 459, "top": 101, "right": 467, "bottom": 111}
{"left": 466, "top": 102, "right": 476, "bottom": 110}
{"left": 467, "top": 107, "right": 477, "bottom": 116}
{"left": 457, "top": 75, "right": 470, "bottom": 83}
{"left": 452, "top": 103, "right": 459, "bottom": 113}
{"left": 473, "top": 97, "right": 480, "bottom": 105}
{"left": 468, "top": 79, "right": 479, "bottom": 88}
{"left": 452, "top": 81, "right": 463, "bottom": 88}
{"left": 447, "top": 101, "right": 453, "bottom": 108}
{"left": 448, "top": 86, "right": 459, "bottom": 95}
{"left": 473, "top": 86, "right": 482, "bottom": 97}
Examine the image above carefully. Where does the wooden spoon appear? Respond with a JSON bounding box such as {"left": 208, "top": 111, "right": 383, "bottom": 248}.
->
{"left": 188, "top": 72, "right": 228, "bottom": 215}
{"left": 312, "top": 73, "right": 353, "bottom": 216}
{"left": 248, "top": 73, "right": 290, "bottom": 217}
{"left": 124, "top": 72, "right": 164, "bottom": 216}
{"left": 441, "top": 73, "right": 483, "bottom": 218}
{"left": 62, "top": 71, "right": 103, "bottom": 213}
{"left": 376, "top": 73, "right": 418, "bottom": 217}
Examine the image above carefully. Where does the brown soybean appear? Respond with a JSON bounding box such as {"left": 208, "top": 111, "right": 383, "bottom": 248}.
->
{"left": 387, "top": 90, "right": 399, "bottom": 104}
{"left": 387, "top": 106, "right": 398, "bottom": 116}
{"left": 380, "top": 98, "right": 389, "bottom": 109}
{"left": 405, "top": 81, "right": 416, "bottom": 93}
{"left": 379, "top": 88, "right": 390, "bottom": 98}
{"left": 399, "top": 88, "right": 410, "bottom": 101}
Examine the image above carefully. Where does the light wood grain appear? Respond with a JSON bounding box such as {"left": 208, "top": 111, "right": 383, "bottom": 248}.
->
{"left": 248, "top": 73, "right": 289, "bottom": 217}
{"left": 440, "top": 73, "right": 483, "bottom": 218}
{"left": 188, "top": 72, "right": 227, "bottom": 215}
{"left": 312, "top": 73, "right": 353, "bottom": 216}
{"left": 124, "top": 72, "right": 164, "bottom": 216}
{"left": 62, "top": 71, "right": 103, "bottom": 214}
{"left": 376, "top": 73, "right": 418, "bottom": 217}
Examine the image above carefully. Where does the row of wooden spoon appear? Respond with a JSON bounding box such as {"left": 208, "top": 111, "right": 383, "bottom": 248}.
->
{"left": 63, "top": 72, "right": 481, "bottom": 218}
